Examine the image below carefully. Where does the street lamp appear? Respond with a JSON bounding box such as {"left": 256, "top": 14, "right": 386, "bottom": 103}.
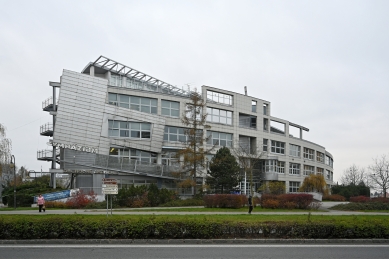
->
{"left": 10, "top": 155, "right": 16, "bottom": 209}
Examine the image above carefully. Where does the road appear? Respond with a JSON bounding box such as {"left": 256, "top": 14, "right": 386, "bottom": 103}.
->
{"left": 1, "top": 244, "right": 389, "bottom": 259}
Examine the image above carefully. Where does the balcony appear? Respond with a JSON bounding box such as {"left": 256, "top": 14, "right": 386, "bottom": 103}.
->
{"left": 42, "top": 96, "right": 57, "bottom": 111}
{"left": 262, "top": 172, "right": 279, "bottom": 181}
{"left": 37, "top": 149, "right": 60, "bottom": 162}
{"left": 40, "top": 123, "right": 53, "bottom": 136}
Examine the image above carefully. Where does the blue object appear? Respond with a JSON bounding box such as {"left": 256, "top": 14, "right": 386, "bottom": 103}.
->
{"left": 34, "top": 190, "right": 72, "bottom": 203}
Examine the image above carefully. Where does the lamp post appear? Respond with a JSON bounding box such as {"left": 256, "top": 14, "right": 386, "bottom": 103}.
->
{"left": 10, "top": 155, "right": 16, "bottom": 209}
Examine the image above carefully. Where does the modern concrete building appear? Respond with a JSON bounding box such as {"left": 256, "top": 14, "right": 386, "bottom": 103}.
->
{"left": 38, "top": 56, "right": 334, "bottom": 196}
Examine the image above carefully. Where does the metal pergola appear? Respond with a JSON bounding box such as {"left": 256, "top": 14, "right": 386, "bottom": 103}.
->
{"left": 92, "top": 55, "right": 190, "bottom": 97}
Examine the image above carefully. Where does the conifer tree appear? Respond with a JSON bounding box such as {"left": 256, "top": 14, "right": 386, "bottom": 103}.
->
{"left": 207, "top": 147, "right": 240, "bottom": 193}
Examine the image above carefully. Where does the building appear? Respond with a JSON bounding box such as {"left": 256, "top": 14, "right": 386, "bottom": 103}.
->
{"left": 38, "top": 56, "right": 334, "bottom": 195}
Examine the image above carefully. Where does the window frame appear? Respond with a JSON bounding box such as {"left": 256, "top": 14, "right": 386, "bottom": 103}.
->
{"left": 289, "top": 144, "right": 301, "bottom": 157}
{"left": 271, "top": 140, "right": 285, "bottom": 154}
{"left": 161, "top": 100, "right": 180, "bottom": 118}
{"left": 108, "top": 120, "right": 151, "bottom": 139}
{"left": 289, "top": 163, "right": 300, "bottom": 175}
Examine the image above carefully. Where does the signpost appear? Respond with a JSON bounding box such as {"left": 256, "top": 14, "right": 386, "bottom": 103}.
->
{"left": 102, "top": 178, "right": 118, "bottom": 216}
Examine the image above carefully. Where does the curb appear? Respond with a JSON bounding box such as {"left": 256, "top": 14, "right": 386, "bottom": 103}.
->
{"left": 1, "top": 239, "right": 389, "bottom": 244}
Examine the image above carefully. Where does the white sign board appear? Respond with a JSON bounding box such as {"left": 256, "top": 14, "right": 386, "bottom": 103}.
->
{"left": 102, "top": 189, "right": 118, "bottom": 195}
{"left": 102, "top": 179, "right": 118, "bottom": 195}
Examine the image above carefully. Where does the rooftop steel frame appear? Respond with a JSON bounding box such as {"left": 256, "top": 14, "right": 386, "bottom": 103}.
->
{"left": 92, "top": 55, "right": 190, "bottom": 96}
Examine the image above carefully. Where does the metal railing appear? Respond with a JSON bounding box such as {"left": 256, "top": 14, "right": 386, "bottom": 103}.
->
{"left": 37, "top": 149, "right": 60, "bottom": 160}
{"left": 42, "top": 96, "right": 53, "bottom": 110}
{"left": 40, "top": 123, "right": 53, "bottom": 135}
{"left": 61, "top": 150, "right": 182, "bottom": 179}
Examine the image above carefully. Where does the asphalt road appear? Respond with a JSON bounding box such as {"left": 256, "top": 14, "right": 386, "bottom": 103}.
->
{"left": 1, "top": 244, "right": 389, "bottom": 259}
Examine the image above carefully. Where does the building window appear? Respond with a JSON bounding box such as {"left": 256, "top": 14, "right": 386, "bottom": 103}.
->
{"left": 162, "top": 151, "right": 178, "bottom": 166}
{"left": 110, "top": 74, "right": 122, "bottom": 87}
{"left": 303, "top": 147, "right": 314, "bottom": 160}
{"left": 303, "top": 165, "right": 314, "bottom": 176}
{"left": 164, "top": 126, "right": 187, "bottom": 142}
{"left": 289, "top": 181, "right": 300, "bottom": 193}
{"left": 263, "top": 139, "right": 268, "bottom": 152}
{"left": 207, "top": 131, "right": 232, "bottom": 147}
{"left": 316, "top": 151, "right": 325, "bottom": 163}
{"left": 271, "top": 140, "right": 285, "bottom": 154}
{"left": 263, "top": 103, "right": 268, "bottom": 115}
{"left": 108, "top": 93, "right": 157, "bottom": 114}
{"left": 161, "top": 100, "right": 180, "bottom": 117}
{"left": 326, "top": 169, "right": 331, "bottom": 180}
{"left": 206, "top": 107, "right": 232, "bottom": 125}
{"left": 289, "top": 144, "right": 301, "bottom": 157}
{"left": 317, "top": 167, "right": 324, "bottom": 175}
{"left": 109, "top": 147, "right": 157, "bottom": 164}
{"left": 263, "top": 160, "right": 285, "bottom": 174}
{"left": 252, "top": 101, "right": 257, "bottom": 112}
{"left": 207, "top": 90, "right": 233, "bottom": 105}
{"left": 108, "top": 120, "right": 151, "bottom": 139}
{"left": 263, "top": 118, "right": 268, "bottom": 131}
{"left": 325, "top": 155, "right": 333, "bottom": 167}
{"left": 239, "top": 114, "right": 257, "bottom": 129}
{"left": 289, "top": 163, "right": 300, "bottom": 175}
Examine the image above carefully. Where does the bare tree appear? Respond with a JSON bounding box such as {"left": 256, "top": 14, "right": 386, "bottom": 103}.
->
{"left": 340, "top": 164, "right": 368, "bottom": 186}
{"left": 368, "top": 155, "right": 389, "bottom": 198}
{"left": 232, "top": 141, "right": 264, "bottom": 195}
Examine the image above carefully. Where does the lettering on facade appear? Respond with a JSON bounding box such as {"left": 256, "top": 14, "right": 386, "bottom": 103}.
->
{"left": 48, "top": 140, "right": 98, "bottom": 153}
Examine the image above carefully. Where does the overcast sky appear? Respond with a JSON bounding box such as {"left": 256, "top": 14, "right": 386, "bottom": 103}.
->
{"left": 1, "top": 0, "right": 388, "bottom": 182}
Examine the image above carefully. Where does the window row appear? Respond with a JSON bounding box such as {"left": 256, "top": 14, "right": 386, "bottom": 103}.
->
{"left": 207, "top": 90, "right": 233, "bottom": 105}
{"left": 108, "top": 93, "right": 180, "bottom": 117}
{"left": 263, "top": 160, "right": 285, "bottom": 174}
{"left": 108, "top": 93, "right": 158, "bottom": 114}
{"left": 263, "top": 139, "right": 333, "bottom": 167}
{"left": 108, "top": 120, "right": 151, "bottom": 139}
{"left": 206, "top": 131, "right": 233, "bottom": 147}
{"left": 206, "top": 107, "right": 233, "bottom": 125}
{"left": 109, "top": 147, "right": 157, "bottom": 164}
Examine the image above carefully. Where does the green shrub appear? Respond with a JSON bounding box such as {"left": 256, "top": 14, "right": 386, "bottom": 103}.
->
{"left": 331, "top": 185, "right": 370, "bottom": 200}
{"left": 331, "top": 202, "right": 389, "bottom": 211}
{"left": 1, "top": 215, "right": 389, "bottom": 239}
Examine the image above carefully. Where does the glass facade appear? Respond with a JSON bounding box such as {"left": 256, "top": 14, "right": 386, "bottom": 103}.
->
{"left": 161, "top": 100, "right": 180, "bottom": 117}
{"left": 206, "top": 131, "right": 233, "bottom": 147}
{"left": 108, "top": 120, "right": 151, "bottom": 139}
{"left": 109, "top": 147, "right": 157, "bottom": 164}
{"left": 108, "top": 93, "right": 157, "bottom": 114}
{"left": 271, "top": 140, "right": 285, "bottom": 154}
{"left": 206, "top": 107, "right": 232, "bottom": 125}
{"left": 206, "top": 90, "right": 233, "bottom": 105}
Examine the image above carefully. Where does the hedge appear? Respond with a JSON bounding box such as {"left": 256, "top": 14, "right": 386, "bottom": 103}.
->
{"left": 260, "top": 194, "right": 315, "bottom": 209}
{"left": 1, "top": 215, "right": 389, "bottom": 239}
{"left": 203, "top": 194, "right": 247, "bottom": 208}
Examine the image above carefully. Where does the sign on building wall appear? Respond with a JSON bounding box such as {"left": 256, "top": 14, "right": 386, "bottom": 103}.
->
{"left": 48, "top": 140, "right": 98, "bottom": 153}
{"left": 34, "top": 189, "right": 79, "bottom": 203}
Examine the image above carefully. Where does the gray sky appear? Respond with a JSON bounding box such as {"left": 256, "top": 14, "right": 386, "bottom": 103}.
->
{"left": 1, "top": 0, "right": 388, "bottom": 182}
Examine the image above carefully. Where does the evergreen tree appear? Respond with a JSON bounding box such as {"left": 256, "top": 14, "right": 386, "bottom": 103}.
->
{"left": 207, "top": 147, "right": 240, "bottom": 193}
